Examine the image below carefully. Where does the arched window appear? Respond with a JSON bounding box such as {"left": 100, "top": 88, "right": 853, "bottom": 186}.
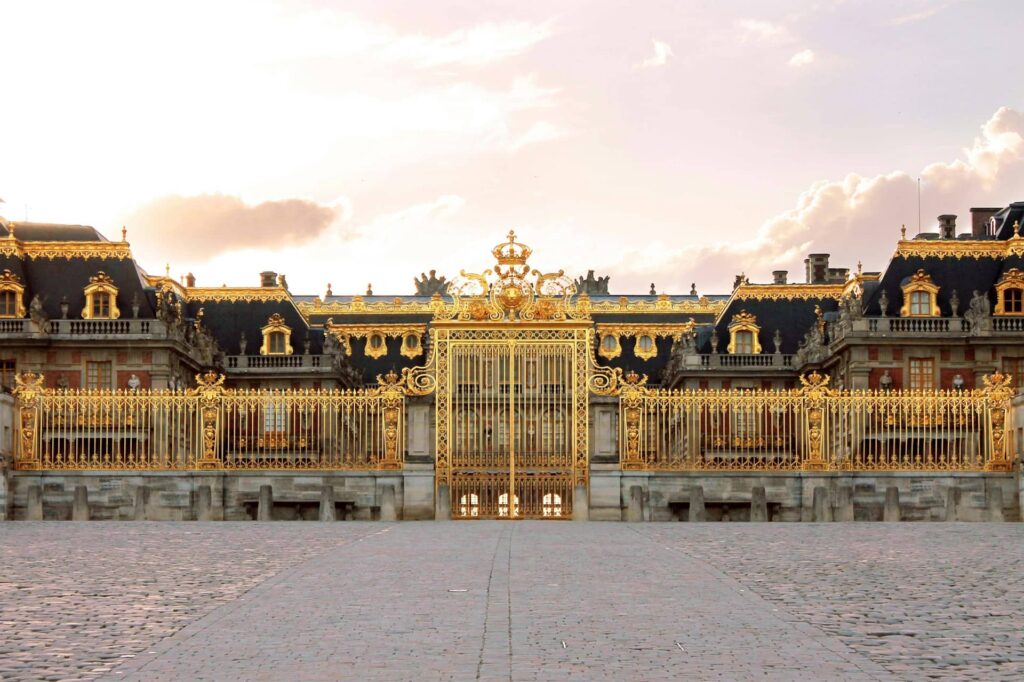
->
{"left": 995, "top": 268, "right": 1024, "bottom": 315}
{"left": 542, "top": 493, "right": 562, "bottom": 517}
{"left": 497, "top": 493, "right": 520, "bottom": 518}
{"left": 0, "top": 270, "right": 25, "bottom": 318}
{"left": 635, "top": 334, "right": 657, "bottom": 360}
{"left": 899, "top": 270, "right": 940, "bottom": 317}
{"left": 81, "top": 272, "right": 120, "bottom": 320}
{"left": 727, "top": 311, "right": 761, "bottom": 354}
{"left": 260, "top": 313, "right": 293, "bottom": 355}
{"left": 400, "top": 332, "right": 422, "bottom": 359}
{"left": 598, "top": 333, "right": 621, "bottom": 359}
{"left": 459, "top": 493, "right": 480, "bottom": 517}
{"left": 365, "top": 332, "right": 387, "bottom": 359}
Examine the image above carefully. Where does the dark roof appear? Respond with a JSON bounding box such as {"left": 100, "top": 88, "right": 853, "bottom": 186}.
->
{"left": 189, "top": 299, "right": 321, "bottom": 355}
{"left": 1, "top": 222, "right": 106, "bottom": 241}
{"left": 863, "top": 254, "right": 1003, "bottom": 316}
{"left": 701, "top": 297, "right": 839, "bottom": 355}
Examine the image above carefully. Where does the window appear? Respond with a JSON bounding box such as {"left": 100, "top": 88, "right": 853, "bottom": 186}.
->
{"left": 542, "top": 493, "right": 562, "bottom": 517}
{"left": 86, "top": 361, "right": 112, "bottom": 389}
{"left": 497, "top": 493, "right": 520, "bottom": 518}
{"left": 0, "top": 359, "right": 15, "bottom": 390}
{"left": 81, "top": 272, "right": 120, "bottom": 319}
{"left": 899, "top": 269, "right": 939, "bottom": 317}
{"left": 0, "top": 270, "right": 26, "bottom": 318}
{"left": 909, "top": 291, "right": 931, "bottom": 316}
{"left": 1002, "top": 358, "right": 1024, "bottom": 391}
{"left": 598, "top": 333, "right": 621, "bottom": 359}
{"left": 459, "top": 493, "right": 480, "bottom": 517}
{"left": 635, "top": 334, "right": 657, "bottom": 360}
{"left": 91, "top": 293, "right": 112, "bottom": 318}
{"left": 268, "top": 332, "right": 286, "bottom": 354}
{"left": 1005, "top": 288, "right": 1024, "bottom": 314}
{"left": 260, "top": 313, "right": 293, "bottom": 355}
{"left": 400, "top": 332, "right": 422, "bottom": 359}
{"left": 908, "top": 358, "right": 935, "bottom": 390}
{"left": 263, "top": 399, "right": 287, "bottom": 433}
{"left": 365, "top": 333, "right": 387, "bottom": 359}
{"left": 733, "top": 331, "right": 754, "bottom": 354}
{"left": 727, "top": 310, "right": 761, "bottom": 354}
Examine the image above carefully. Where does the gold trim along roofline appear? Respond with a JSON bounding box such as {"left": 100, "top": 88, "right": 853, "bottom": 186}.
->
{"left": 0, "top": 239, "right": 134, "bottom": 260}
{"left": 731, "top": 283, "right": 846, "bottom": 301}
{"left": 893, "top": 233, "right": 1024, "bottom": 260}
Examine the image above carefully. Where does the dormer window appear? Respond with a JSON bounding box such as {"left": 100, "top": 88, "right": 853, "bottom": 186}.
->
{"left": 260, "top": 313, "right": 293, "bottom": 355}
{"left": 366, "top": 332, "right": 387, "bottom": 359}
{"left": 597, "top": 333, "right": 621, "bottom": 360}
{"left": 727, "top": 311, "right": 761, "bottom": 354}
{"left": 635, "top": 334, "right": 657, "bottom": 361}
{"left": 400, "top": 332, "right": 422, "bottom": 359}
{"left": 0, "top": 270, "right": 25, "bottom": 318}
{"left": 81, "top": 272, "right": 120, "bottom": 320}
{"left": 899, "top": 270, "right": 939, "bottom": 318}
{"left": 994, "top": 268, "right": 1024, "bottom": 315}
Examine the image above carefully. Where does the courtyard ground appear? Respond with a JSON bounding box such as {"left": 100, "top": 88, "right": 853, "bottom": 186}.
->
{"left": 0, "top": 522, "right": 1021, "bottom": 681}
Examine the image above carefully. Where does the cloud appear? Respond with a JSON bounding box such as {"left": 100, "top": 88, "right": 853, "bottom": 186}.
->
{"left": 737, "top": 19, "right": 791, "bottom": 43}
{"left": 600, "top": 107, "right": 1024, "bottom": 293}
{"left": 787, "top": 49, "right": 815, "bottom": 67}
{"left": 890, "top": 1, "right": 960, "bottom": 26}
{"left": 637, "top": 40, "right": 674, "bottom": 69}
{"left": 125, "top": 194, "right": 345, "bottom": 262}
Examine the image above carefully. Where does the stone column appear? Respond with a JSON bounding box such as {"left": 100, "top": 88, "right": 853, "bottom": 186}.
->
{"left": 26, "top": 484, "right": 43, "bottom": 521}
{"left": 688, "top": 486, "right": 705, "bottom": 522}
{"left": 883, "top": 486, "right": 901, "bottom": 522}
{"left": 72, "top": 485, "right": 89, "bottom": 521}
{"left": 750, "top": 486, "right": 768, "bottom": 522}
{"left": 379, "top": 484, "right": 397, "bottom": 521}
{"left": 257, "top": 484, "right": 273, "bottom": 521}
{"left": 435, "top": 483, "right": 451, "bottom": 521}
{"left": 836, "top": 486, "right": 855, "bottom": 522}
{"left": 319, "top": 484, "right": 336, "bottom": 522}
{"left": 812, "top": 486, "right": 832, "bottom": 522}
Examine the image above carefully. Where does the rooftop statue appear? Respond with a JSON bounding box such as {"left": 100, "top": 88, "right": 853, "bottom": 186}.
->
{"left": 414, "top": 270, "right": 449, "bottom": 296}
{"left": 574, "top": 270, "right": 610, "bottom": 295}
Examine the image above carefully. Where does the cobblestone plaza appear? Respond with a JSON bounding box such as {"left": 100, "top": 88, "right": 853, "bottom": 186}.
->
{"left": 1, "top": 523, "right": 1022, "bottom": 681}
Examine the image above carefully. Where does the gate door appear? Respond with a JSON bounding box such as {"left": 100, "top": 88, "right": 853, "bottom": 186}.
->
{"left": 449, "top": 342, "right": 575, "bottom": 519}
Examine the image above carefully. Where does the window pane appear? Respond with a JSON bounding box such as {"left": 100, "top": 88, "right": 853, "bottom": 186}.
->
{"left": 86, "top": 361, "right": 112, "bottom": 389}
{"left": 909, "top": 358, "right": 934, "bottom": 390}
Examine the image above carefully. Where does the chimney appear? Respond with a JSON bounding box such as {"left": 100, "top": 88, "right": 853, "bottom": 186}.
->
{"left": 260, "top": 271, "right": 277, "bottom": 287}
{"left": 938, "top": 214, "right": 957, "bottom": 239}
{"left": 772, "top": 270, "right": 788, "bottom": 284}
{"left": 804, "top": 254, "right": 830, "bottom": 284}
{"left": 185, "top": 272, "right": 196, "bottom": 287}
{"left": 970, "top": 207, "right": 1000, "bottom": 237}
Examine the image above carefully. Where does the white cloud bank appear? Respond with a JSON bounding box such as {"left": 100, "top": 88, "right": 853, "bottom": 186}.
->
{"left": 637, "top": 40, "right": 674, "bottom": 69}
{"left": 787, "top": 49, "right": 815, "bottom": 67}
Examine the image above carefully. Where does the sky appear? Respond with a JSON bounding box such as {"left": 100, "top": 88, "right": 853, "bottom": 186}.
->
{"left": 3, "top": 0, "right": 1024, "bottom": 297}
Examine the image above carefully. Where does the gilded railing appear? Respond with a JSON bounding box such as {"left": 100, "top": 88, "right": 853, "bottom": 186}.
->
{"left": 618, "top": 371, "right": 1014, "bottom": 472}
{"left": 12, "top": 370, "right": 410, "bottom": 471}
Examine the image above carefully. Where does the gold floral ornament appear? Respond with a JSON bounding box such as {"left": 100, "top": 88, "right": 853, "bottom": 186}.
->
{"left": 981, "top": 371, "right": 1015, "bottom": 472}
{"left": 439, "top": 231, "right": 587, "bottom": 323}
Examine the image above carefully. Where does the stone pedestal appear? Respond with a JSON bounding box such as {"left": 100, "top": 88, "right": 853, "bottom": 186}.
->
{"left": 435, "top": 484, "right": 451, "bottom": 521}
{"left": 133, "top": 486, "right": 150, "bottom": 521}
{"left": 688, "top": 486, "right": 705, "bottom": 522}
{"left": 319, "top": 485, "right": 336, "bottom": 522}
{"left": 380, "top": 485, "right": 397, "bottom": 521}
{"left": 944, "top": 486, "right": 961, "bottom": 522}
{"left": 836, "top": 486, "right": 854, "bottom": 522}
{"left": 812, "top": 486, "right": 832, "bottom": 522}
{"left": 26, "top": 484, "right": 43, "bottom": 521}
{"left": 986, "top": 486, "right": 1004, "bottom": 522}
{"left": 573, "top": 484, "right": 589, "bottom": 521}
{"left": 750, "top": 486, "right": 767, "bottom": 522}
{"left": 257, "top": 485, "right": 273, "bottom": 521}
{"left": 883, "top": 486, "right": 901, "bottom": 522}
{"left": 196, "top": 485, "right": 213, "bottom": 521}
{"left": 72, "top": 485, "right": 89, "bottom": 521}
{"left": 626, "top": 485, "right": 644, "bottom": 522}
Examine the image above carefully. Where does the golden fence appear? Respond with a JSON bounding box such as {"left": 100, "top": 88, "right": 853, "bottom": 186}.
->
{"left": 11, "top": 371, "right": 406, "bottom": 471}
{"left": 618, "top": 372, "right": 1016, "bottom": 472}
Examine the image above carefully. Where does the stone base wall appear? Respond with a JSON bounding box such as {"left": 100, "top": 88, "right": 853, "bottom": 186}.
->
{"left": 7, "top": 466, "right": 436, "bottom": 521}
{"left": 589, "top": 467, "right": 1020, "bottom": 522}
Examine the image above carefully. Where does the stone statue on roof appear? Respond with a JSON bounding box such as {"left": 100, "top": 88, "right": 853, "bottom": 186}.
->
{"left": 574, "top": 270, "right": 610, "bottom": 295}
{"left": 965, "top": 290, "right": 991, "bottom": 335}
{"left": 414, "top": 270, "right": 448, "bottom": 296}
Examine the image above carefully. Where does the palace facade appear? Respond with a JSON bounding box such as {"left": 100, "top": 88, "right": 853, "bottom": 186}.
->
{"left": 0, "top": 205, "right": 1022, "bottom": 522}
